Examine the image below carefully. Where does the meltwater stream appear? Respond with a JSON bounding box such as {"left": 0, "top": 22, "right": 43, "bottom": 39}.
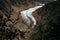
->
{"left": 20, "top": 4, "right": 45, "bottom": 28}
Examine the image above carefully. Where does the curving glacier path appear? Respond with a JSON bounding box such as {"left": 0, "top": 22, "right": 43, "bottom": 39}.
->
{"left": 20, "top": 4, "right": 45, "bottom": 28}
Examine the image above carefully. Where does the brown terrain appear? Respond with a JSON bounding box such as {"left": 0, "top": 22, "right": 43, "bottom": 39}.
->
{"left": 0, "top": 0, "right": 42, "bottom": 40}
{"left": 0, "top": 0, "right": 60, "bottom": 40}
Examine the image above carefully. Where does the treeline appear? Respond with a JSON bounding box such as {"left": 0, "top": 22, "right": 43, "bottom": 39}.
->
{"left": 31, "top": 0, "right": 60, "bottom": 40}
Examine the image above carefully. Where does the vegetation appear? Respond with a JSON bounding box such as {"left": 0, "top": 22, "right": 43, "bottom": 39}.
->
{"left": 0, "top": 0, "right": 60, "bottom": 40}
{"left": 31, "top": 1, "right": 60, "bottom": 40}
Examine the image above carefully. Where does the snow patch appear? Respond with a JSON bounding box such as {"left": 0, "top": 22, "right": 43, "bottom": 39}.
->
{"left": 20, "top": 4, "right": 45, "bottom": 28}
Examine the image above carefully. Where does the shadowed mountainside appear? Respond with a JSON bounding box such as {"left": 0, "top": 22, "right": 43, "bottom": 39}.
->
{"left": 0, "top": 0, "right": 60, "bottom": 40}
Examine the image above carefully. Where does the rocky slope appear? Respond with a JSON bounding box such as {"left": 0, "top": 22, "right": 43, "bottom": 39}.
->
{"left": 0, "top": 0, "right": 60, "bottom": 40}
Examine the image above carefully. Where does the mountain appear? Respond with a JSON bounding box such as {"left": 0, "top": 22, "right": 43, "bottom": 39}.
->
{"left": 0, "top": 0, "right": 60, "bottom": 40}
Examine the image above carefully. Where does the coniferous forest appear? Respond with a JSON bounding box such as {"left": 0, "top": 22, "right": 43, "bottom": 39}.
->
{"left": 0, "top": 0, "right": 60, "bottom": 40}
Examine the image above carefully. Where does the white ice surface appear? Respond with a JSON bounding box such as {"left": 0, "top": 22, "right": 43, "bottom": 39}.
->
{"left": 20, "top": 4, "right": 45, "bottom": 27}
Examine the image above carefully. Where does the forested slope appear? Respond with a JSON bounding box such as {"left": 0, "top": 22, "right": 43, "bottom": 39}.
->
{"left": 0, "top": 0, "right": 60, "bottom": 40}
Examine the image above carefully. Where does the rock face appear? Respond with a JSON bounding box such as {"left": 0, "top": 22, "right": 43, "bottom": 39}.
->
{"left": 0, "top": 0, "right": 60, "bottom": 40}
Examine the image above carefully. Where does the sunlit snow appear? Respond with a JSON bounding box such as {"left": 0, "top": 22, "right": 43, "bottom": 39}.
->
{"left": 20, "top": 4, "right": 45, "bottom": 28}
